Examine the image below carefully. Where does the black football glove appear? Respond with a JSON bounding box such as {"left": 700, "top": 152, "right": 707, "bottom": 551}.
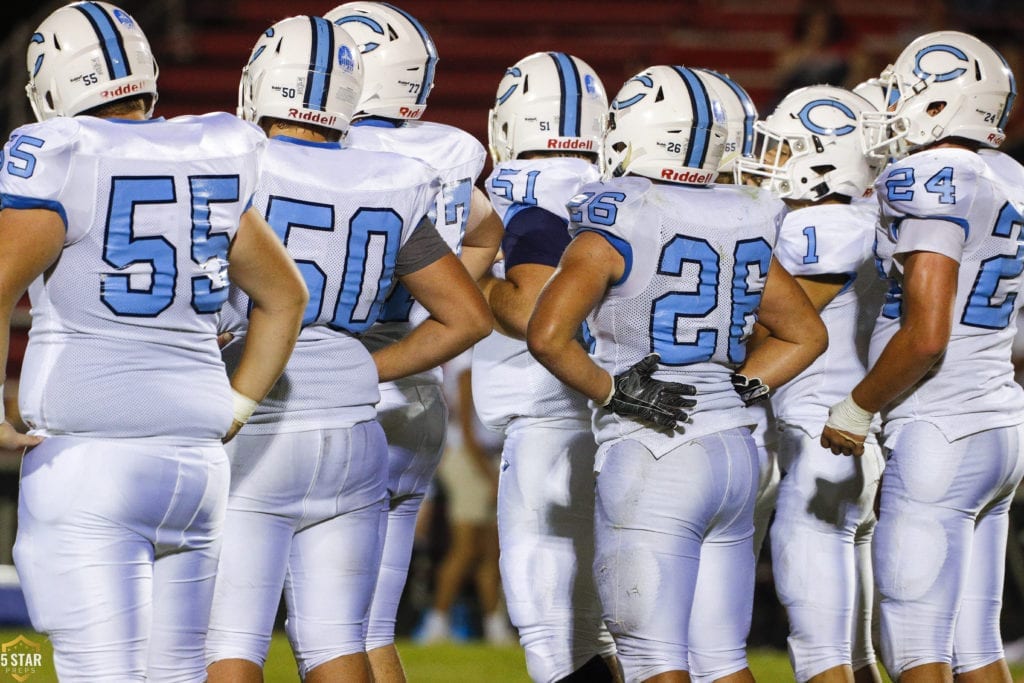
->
{"left": 603, "top": 353, "right": 696, "bottom": 428}
{"left": 730, "top": 373, "right": 770, "bottom": 406}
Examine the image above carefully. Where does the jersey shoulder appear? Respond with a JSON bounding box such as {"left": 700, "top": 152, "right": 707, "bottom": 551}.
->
{"left": 568, "top": 176, "right": 653, "bottom": 243}
{"left": 875, "top": 148, "right": 984, "bottom": 221}
{"left": 487, "top": 158, "right": 600, "bottom": 222}
{"left": 347, "top": 120, "right": 486, "bottom": 177}
{"left": 775, "top": 202, "right": 876, "bottom": 276}
{"left": 0, "top": 118, "right": 81, "bottom": 205}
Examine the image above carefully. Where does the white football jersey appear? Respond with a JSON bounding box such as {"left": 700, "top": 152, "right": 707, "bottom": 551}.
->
{"left": 3, "top": 113, "right": 264, "bottom": 442}
{"left": 346, "top": 120, "right": 485, "bottom": 391}
{"left": 769, "top": 200, "right": 885, "bottom": 435}
{"left": 472, "top": 157, "right": 600, "bottom": 431}
{"left": 572, "top": 177, "right": 786, "bottom": 455}
{"left": 221, "top": 135, "right": 439, "bottom": 433}
{"left": 871, "top": 147, "right": 1024, "bottom": 442}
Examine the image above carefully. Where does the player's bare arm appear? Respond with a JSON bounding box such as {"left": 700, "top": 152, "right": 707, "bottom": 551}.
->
{"left": 458, "top": 186, "right": 504, "bottom": 281}
{"left": 223, "top": 207, "right": 308, "bottom": 441}
{"left": 527, "top": 231, "right": 622, "bottom": 402}
{"left": 822, "top": 250, "right": 957, "bottom": 455}
{"left": 372, "top": 252, "right": 492, "bottom": 383}
{"left": 0, "top": 208, "right": 60, "bottom": 450}
{"left": 485, "top": 262, "right": 556, "bottom": 340}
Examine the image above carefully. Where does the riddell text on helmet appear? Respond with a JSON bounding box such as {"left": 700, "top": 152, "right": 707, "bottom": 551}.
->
{"left": 661, "top": 168, "right": 714, "bottom": 184}
{"left": 547, "top": 138, "right": 594, "bottom": 150}
{"left": 288, "top": 109, "right": 338, "bottom": 127}
{"left": 101, "top": 82, "right": 143, "bottom": 99}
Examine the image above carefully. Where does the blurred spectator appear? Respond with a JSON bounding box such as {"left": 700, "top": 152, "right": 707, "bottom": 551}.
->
{"left": 772, "top": 0, "right": 858, "bottom": 108}
{"left": 417, "top": 352, "right": 515, "bottom": 645}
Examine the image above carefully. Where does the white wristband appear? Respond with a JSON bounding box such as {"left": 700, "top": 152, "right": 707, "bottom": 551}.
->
{"left": 0, "top": 383, "right": 5, "bottom": 423}
{"left": 231, "top": 388, "right": 258, "bottom": 425}
{"left": 599, "top": 378, "right": 615, "bottom": 408}
{"left": 826, "top": 394, "right": 873, "bottom": 437}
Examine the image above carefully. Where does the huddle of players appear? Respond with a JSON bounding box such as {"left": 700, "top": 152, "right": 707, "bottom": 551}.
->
{"left": 2, "top": 1, "right": 1022, "bottom": 682}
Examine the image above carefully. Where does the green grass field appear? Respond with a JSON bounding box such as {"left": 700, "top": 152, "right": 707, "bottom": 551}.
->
{"left": 0, "top": 630, "right": 1021, "bottom": 681}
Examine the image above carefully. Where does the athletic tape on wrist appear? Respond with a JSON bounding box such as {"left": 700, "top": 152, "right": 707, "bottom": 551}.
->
{"left": 231, "top": 388, "right": 258, "bottom": 425}
{"left": 600, "top": 379, "right": 615, "bottom": 408}
{"left": 826, "top": 394, "right": 873, "bottom": 436}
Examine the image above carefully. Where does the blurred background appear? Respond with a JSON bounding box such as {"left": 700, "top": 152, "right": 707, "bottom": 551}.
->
{"left": 0, "top": 0, "right": 1022, "bottom": 663}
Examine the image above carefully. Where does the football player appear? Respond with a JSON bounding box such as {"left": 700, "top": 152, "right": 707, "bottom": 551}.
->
{"left": 469, "top": 51, "right": 621, "bottom": 682}
{"left": 203, "top": 15, "right": 490, "bottom": 683}
{"left": 737, "top": 84, "right": 886, "bottom": 683}
{"left": 2, "top": 2, "right": 307, "bottom": 679}
{"left": 822, "top": 30, "right": 1024, "bottom": 683}
{"left": 320, "top": 4, "right": 503, "bottom": 678}
{"left": 527, "top": 64, "right": 827, "bottom": 683}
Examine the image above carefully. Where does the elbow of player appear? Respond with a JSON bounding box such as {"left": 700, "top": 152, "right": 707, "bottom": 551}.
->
{"left": 907, "top": 332, "right": 948, "bottom": 362}
{"left": 808, "top": 316, "right": 829, "bottom": 359}
{"left": 525, "top": 320, "right": 562, "bottom": 371}
{"left": 466, "top": 300, "right": 495, "bottom": 344}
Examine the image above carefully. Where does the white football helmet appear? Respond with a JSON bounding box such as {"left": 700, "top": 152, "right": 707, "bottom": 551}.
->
{"left": 26, "top": 1, "right": 158, "bottom": 121}
{"left": 324, "top": 2, "right": 437, "bottom": 120}
{"left": 238, "top": 15, "right": 363, "bottom": 136}
{"left": 487, "top": 52, "right": 607, "bottom": 164}
{"left": 694, "top": 68, "right": 757, "bottom": 177}
{"left": 861, "top": 30, "right": 1016, "bottom": 157}
{"left": 605, "top": 65, "right": 727, "bottom": 185}
{"left": 737, "top": 84, "right": 875, "bottom": 201}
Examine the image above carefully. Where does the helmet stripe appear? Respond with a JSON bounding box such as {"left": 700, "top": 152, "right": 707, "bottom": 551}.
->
{"left": 550, "top": 52, "right": 582, "bottom": 137}
{"left": 713, "top": 71, "right": 756, "bottom": 157}
{"left": 381, "top": 3, "right": 437, "bottom": 106}
{"left": 673, "top": 66, "right": 712, "bottom": 169}
{"left": 305, "top": 16, "right": 333, "bottom": 112}
{"left": 996, "top": 48, "right": 1017, "bottom": 131}
{"left": 76, "top": 2, "right": 130, "bottom": 80}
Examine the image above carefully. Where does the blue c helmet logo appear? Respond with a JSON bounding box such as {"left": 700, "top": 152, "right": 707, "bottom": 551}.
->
{"left": 798, "top": 99, "right": 857, "bottom": 136}
{"left": 496, "top": 67, "right": 521, "bottom": 105}
{"left": 611, "top": 74, "right": 653, "bottom": 110}
{"left": 914, "top": 44, "right": 968, "bottom": 83}
{"left": 334, "top": 15, "right": 383, "bottom": 53}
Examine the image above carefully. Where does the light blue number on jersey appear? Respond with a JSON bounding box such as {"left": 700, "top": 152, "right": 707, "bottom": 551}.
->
{"left": 962, "top": 201, "right": 1024, "bottom": 329}
{"left": 653, "top": 235, "right": 771, "bottom": 365}
{"left": 379, "top": 177, "right": 473, "bottom": 323}
{"left": 2, "top": 135, "right": 44, "bottom": 178}
{"left": 802, "top": 226, "right": 819, "bottom": 264}
{"left": 265, "top": 198, "right": 403, "bottom": 332}
{"left": 567, "top": 191, "right": 625, "bottom": 226}
{"left": 490, "top": 168, "right": 539, "bottom": 206}
{"left": 102, "top": 176, "right": 179, "bottom": 317}
{"left": 190, "top": 176, "right": 236, "bottom": 313}
{"left": 730, "top": 239, "right": 773, "bottom": 362}
{"left": 653, "top": 237, "right": 719, "bottom": 363}
{"left": 265, "top": 195, "right": 334, "bottom": 326}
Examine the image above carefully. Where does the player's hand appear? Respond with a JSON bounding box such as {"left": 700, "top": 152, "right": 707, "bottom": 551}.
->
{"left": 603, "top": 353, "right": 696, "bottom": 429}
{"left": 731, "top": 373, "right": 770, "bottom": 406}
{"left": 820, "top": 395, "right": 873, "bottom": 456}
{"left": 217, "top": 332, "right": 234, "bottom": 349}
{"left": 820, "top": 425, "right": 866, "bottom": 456}
{"left": 0, "top": 421, "right": 43, "bottom": 452}
{"left": 222, "top": 419, "right": 244, "bottom": 444}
